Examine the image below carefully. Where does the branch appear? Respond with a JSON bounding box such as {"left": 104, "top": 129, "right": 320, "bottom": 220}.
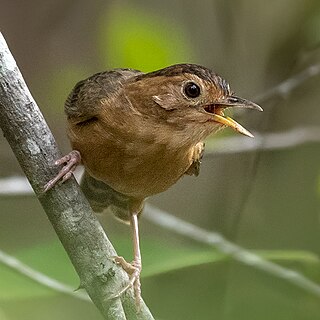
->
{"left": 254, "top": 64, "right": 320, "bottom": 104}
{"left": 0, "top": 33, "right": 154, "bottom": 320}
{"left": 205, "top": 126, "right": 320, "bottom": 155}
{"left": 0, "top": 176, "right": 33, "bottom": 195}
{"left": 2, "top": 201, "right": 320, "bottom": 301}
{"left": 0, "top": 249, "right": 90, "bottom": 301}
{"left": 1, "top": 125, "right": 319, "bottom": 197}
{"left": 144, "top": 204, "right": 320, "bottom": 298}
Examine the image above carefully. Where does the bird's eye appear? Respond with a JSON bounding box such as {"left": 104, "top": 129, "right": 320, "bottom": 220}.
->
{"left": 184, "top": 82, "right": 201, "bottom": 98}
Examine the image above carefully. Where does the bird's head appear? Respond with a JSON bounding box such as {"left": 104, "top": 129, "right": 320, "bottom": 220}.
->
{"left": 124, "top": 64, "right": 262, "bottom": 143}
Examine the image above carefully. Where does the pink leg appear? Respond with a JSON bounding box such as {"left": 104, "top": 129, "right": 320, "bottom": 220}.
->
{"left": 111, "top": 212, "right": 142, "bottom": 308}
{"left": 44, "top": 150, "right": 81, "bottom": 192}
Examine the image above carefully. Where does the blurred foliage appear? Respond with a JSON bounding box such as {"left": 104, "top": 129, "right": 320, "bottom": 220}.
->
{"left": 1, "top": 0, "right": 320, "bottom": 320}
{"left": 1, "top": 236, "right": 320, "bottom": 319}
{"left": 98, "top": 2, "right": 195, "bottom": 71}
{"left": 46, "top": 66, "right": 87, "bottom": 118}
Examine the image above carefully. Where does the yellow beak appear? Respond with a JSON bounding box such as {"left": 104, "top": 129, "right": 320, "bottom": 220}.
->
{"left": 209, "top": 96, "right": 262, "bottom": 138}
{"left": 211, "top": 114, "right": 254, "bottom": 137}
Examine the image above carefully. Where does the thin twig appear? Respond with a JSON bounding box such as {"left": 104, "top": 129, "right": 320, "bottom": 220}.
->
{"left": 0, "top": 176, "right": 32, "bottom": 195}
{"left": 144, "top": 204, "right": 320, "bottom": 298}
{"left": 0, "top": 249, "right": 90, "bottom": 301}
{"left": 205, "top": 126, "right": 320, "bottom": 155}
{"left": 0, "top": 32, "right": 154, "bottom": 320}
{"left": 0, "top": 126, "right": 319, "bottom": 198}
{"left": 254, "top": 64, "right": 320, "bottom": 103}
{"left": 1, "top": 202, "right": 320, "bottom": 301}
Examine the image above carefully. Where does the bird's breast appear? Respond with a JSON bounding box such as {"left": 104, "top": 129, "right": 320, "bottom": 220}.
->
{"left": 72, "top": 131, "right": 193, "bottom": 199}
{"left": 68, "top": 107, "right": 200, "bottom": 199}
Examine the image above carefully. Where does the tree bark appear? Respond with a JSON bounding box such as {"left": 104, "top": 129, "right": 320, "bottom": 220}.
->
{"left": 0, "top": 32, "right": 154, "bottom": 320}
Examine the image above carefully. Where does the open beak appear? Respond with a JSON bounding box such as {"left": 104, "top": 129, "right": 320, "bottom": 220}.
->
{"left": 204, "top": 96, "right": 263, "bottom": 138}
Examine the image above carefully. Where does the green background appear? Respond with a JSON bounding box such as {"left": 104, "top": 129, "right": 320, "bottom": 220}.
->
{"left": 1, "top": 1, "right": 320, "bottom": 319}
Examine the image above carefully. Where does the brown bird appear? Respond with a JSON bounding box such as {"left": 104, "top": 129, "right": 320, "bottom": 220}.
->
{"left": 44, "top": 63, "right": 262, "bottom": 305}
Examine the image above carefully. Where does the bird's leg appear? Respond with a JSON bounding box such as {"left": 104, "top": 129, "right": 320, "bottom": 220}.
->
{"left": 112, "top": 212, "right": 142, "bottom": 307}
{"left": 130, "top": 212, "right": 142, "bottom": 306}
{"left": 44, "top": 150, "right": 81, "bottom": 192}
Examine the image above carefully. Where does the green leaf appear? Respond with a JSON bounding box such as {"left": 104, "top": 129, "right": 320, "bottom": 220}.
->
{"left": 255, "top": 250, "right": 320, "bottom": 263}
{"left": 98, "top": 3, "right": 195, "bottom": 72}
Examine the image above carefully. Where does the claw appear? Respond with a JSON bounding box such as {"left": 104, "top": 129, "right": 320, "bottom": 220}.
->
{"left": 110, "top": 255, "right": 142, "bottom": 308}
{"left": 44, "top": 150, "right": 81, "bottom": 192}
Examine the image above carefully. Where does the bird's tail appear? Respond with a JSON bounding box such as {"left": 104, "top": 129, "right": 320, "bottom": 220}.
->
{"left": 80, "top": 171, "right": 132, "bottom": 222}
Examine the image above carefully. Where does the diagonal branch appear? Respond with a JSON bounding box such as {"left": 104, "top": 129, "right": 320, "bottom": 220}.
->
{"left": 0, "top": 249, "right": 90, "bottom": 301}
{"left": 2, "top": 202, "right": 320, "bottom": 301}
{"left": 254, "top": 64, "right": 320, "bottom": 104}
{"left": 0, "top": 126, "right": 319, "bottom": 198}
{"left": 205, "top": 126, "right": 320, "bottom": 155}
{"left": 0, "top": 33, "right": 154, "bottom": 320}
{"left": 144, "top": 204, "right": 320, "bottom": 298}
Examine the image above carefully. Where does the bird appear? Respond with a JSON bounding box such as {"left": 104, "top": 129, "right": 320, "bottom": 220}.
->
{"left": 44, "top": 63, "right": 262, "bottom": 306}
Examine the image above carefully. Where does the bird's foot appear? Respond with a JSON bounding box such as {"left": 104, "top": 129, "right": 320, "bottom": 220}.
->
{"left": 44, "top": 150, "right": 81, "bottom": 192}
{"left": 110, "top": 256, "right": 142, "bottom": 308}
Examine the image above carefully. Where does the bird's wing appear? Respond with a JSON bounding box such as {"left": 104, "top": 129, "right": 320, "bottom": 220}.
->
{"left": 64, "top": 69, "right": 143, "bottom": 122}
{"left": 184, "top": 142, "right": 205, "bottom": 176}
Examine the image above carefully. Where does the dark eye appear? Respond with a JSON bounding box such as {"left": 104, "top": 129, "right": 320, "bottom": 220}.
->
{"left": 184, "top": 82, "right": 201, "bottom": 98}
